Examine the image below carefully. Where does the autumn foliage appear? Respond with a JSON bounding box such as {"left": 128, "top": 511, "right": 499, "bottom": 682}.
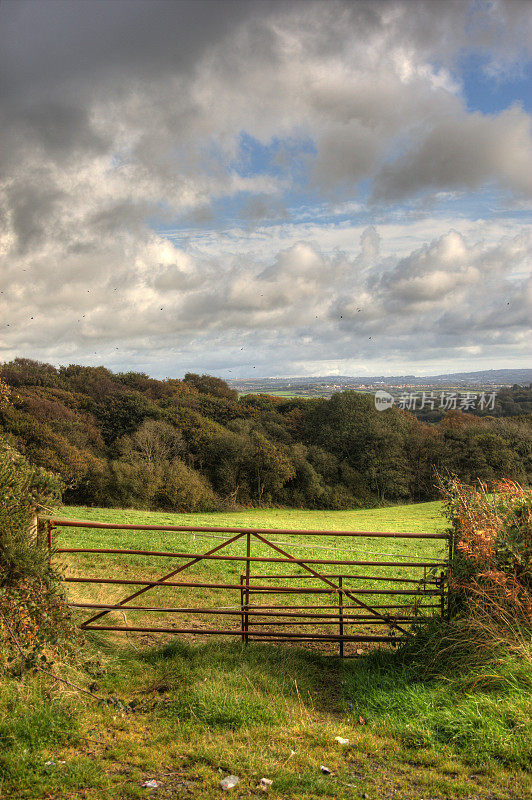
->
{"left": 440, "top": 476, "right": 532, "bottom": 630}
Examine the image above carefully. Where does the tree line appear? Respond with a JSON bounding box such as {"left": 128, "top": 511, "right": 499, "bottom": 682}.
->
{"left": 411, "top": 384, "right": 532, "bottom": 422}
{"left": 1, "top": 358, "right": 531, "bottom": 512}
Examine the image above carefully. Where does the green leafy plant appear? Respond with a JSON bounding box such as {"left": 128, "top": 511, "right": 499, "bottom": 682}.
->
{"left": 0, "top": 384, "right": 74, "bottom": 671}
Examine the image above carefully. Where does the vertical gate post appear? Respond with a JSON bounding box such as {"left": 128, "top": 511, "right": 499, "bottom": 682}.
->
{"left": 36, "top": 517, "right": 45, "bottom": 546}
{"left": 338, "top": 575, "right": 344, "bottom": 658}
{"left": 447, "top": 528, "right": 455, "bottom": 620}
{"left": 46, "top": 520, "right": 54, "bottom": 557}
{"left": 240, "top": 574, "right": 245, "bottom": 643}
{"left": 244, "top": 533, "right": 251, "bottom": 644}
{"left": 439, "top": 571, "right": 445, "bottom": 618}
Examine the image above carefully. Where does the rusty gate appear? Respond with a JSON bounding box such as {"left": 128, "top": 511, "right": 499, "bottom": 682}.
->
{"left": 39, "top": 517, "right": 451, "bottom": 656}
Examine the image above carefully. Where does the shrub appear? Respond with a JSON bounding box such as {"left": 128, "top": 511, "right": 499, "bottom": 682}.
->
{"left": 155, "top": 459, "right": 220, "bottom": 512}
{"left": 0, "top": 420, "right": 73, "bottom": 671}
{"left": 0, "top": 436, "right": 60, "bottom": 586}
{"left": 399, "top": 477, "right": 531, "bottom": 679}
{"left": 441, "top": 477, "right": 531, "bottom": 623}
{"left": 406, "top": 475, "right": 531, "bottom": 672}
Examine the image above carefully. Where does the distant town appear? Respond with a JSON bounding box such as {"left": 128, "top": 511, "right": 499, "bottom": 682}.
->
{"left": 229, "top": 368, "right": 532, "bottom": 400}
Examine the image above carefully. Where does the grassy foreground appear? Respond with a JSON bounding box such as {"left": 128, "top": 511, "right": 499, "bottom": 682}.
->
{"left": 1, "top": 502, "right": 531, "bottom": 799}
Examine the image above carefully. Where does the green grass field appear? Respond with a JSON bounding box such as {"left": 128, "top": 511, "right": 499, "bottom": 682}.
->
{"left": 1, "top": 502, "right": 531, "bottom": 800}
{"left": 238, "top": 391, "right": 307, "bottom": 398}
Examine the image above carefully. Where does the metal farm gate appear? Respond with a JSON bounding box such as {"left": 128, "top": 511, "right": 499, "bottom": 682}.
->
{"left": 39, "top": 517, "right": 451, "bottom": 656}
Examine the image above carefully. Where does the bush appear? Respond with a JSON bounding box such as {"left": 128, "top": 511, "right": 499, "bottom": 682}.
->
{"left": 400, "top": 476, "right": 531, "bottom": 678}
{"left": 155, "top": 459, "right": 220, "bottom": 512}
{"left": 0, "top": 426, "right": 73, "bottom": 671}
{"left": 0, "top": 436, "right": 60, "bottom": 586}
{"left": 441, "top": 476, "right": 531, "bottom": 627}
{"left": 398, "top": 477, "right": 531, "bottom": 680}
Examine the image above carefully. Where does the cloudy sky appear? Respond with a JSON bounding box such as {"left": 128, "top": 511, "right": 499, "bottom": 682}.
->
{"left": 1, "top": 0, "right": 531, "bottom": 379}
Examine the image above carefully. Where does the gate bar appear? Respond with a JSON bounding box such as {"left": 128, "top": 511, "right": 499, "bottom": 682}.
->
{"left": 54, "top": 547, "right": 446, "bottom": 568}
{"left": 248, "top": 573, "right": 440, "bottom": 583}
{"left": 64, "top": 576, "right": 440, "bottom": 595}
{"left": 81, "top": 624, "right": 402, "bottom": 641}
{"left": 43, "top": 517, "right": 448, "bottom": 538}
{"left": 68, "top": 603, "right": 429, "bottom": 621}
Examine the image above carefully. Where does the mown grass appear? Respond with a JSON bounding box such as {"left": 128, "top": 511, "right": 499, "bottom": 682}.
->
{"left": 2, "top": 502, "right": 531, "bottom": 799}
{"left": 57, "top": 500, "right": 446, "bottom": 534}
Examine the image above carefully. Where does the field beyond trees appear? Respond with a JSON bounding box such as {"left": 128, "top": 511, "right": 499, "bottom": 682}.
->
{"left": 1, "top": 501, "right": 531, "bottom": 800}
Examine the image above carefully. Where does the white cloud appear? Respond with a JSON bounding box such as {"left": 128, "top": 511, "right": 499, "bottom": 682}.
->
{"left": 2, "top": 220, "right": 530, "bottom": 376}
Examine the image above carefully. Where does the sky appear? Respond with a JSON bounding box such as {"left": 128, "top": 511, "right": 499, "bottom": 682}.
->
{"left": 1, "top": 0, "right": 531, "bottom": 380}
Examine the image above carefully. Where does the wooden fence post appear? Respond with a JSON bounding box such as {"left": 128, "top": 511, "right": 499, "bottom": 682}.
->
{"left": 29, "top": 513, "right": 39, "bottom": 543}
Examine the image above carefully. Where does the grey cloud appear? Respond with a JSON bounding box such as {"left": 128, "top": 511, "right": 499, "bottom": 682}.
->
{"left": 373, "top": 108, "right": 532, "bottom": 200}
{"left": 89, "top": 202, "right": 152, "bottom": 235}
{"left": 355, "top": 226, "right": 380, "bottom": 269}
{"left": 3, "top": 1, "right": 529, "bottom": 103}
{"left": 0, "top": 0, "right": 257, "bottom": 100}
{"left": 312, "top": 122, "right": 383, "bottom": 191}
{"left": 2, "top": 0, "right": 532, "bottom": 253}
{"left": 238, "top": 195, "right": 288, "bottom": 224}
{"left": 18, "top": 103, "right": 109, "bottom": 160}
{"left": 6, "top": 181, "right": 66, "bottom": 254}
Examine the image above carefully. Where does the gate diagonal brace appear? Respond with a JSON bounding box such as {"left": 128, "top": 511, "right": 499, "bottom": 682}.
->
{"left": 250, "top": 531, "right": 411, "bottom": 638}
{"left": 80, "top": 532, "right": 246, "bottom": 628}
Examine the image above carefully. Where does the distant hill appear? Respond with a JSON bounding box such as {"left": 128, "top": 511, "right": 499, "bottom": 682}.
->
{"left": 229, "top": 368, "right": 532, "bottom": 390}
{"left": 422, "top": 369, "right": 532, "bottom": 384}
